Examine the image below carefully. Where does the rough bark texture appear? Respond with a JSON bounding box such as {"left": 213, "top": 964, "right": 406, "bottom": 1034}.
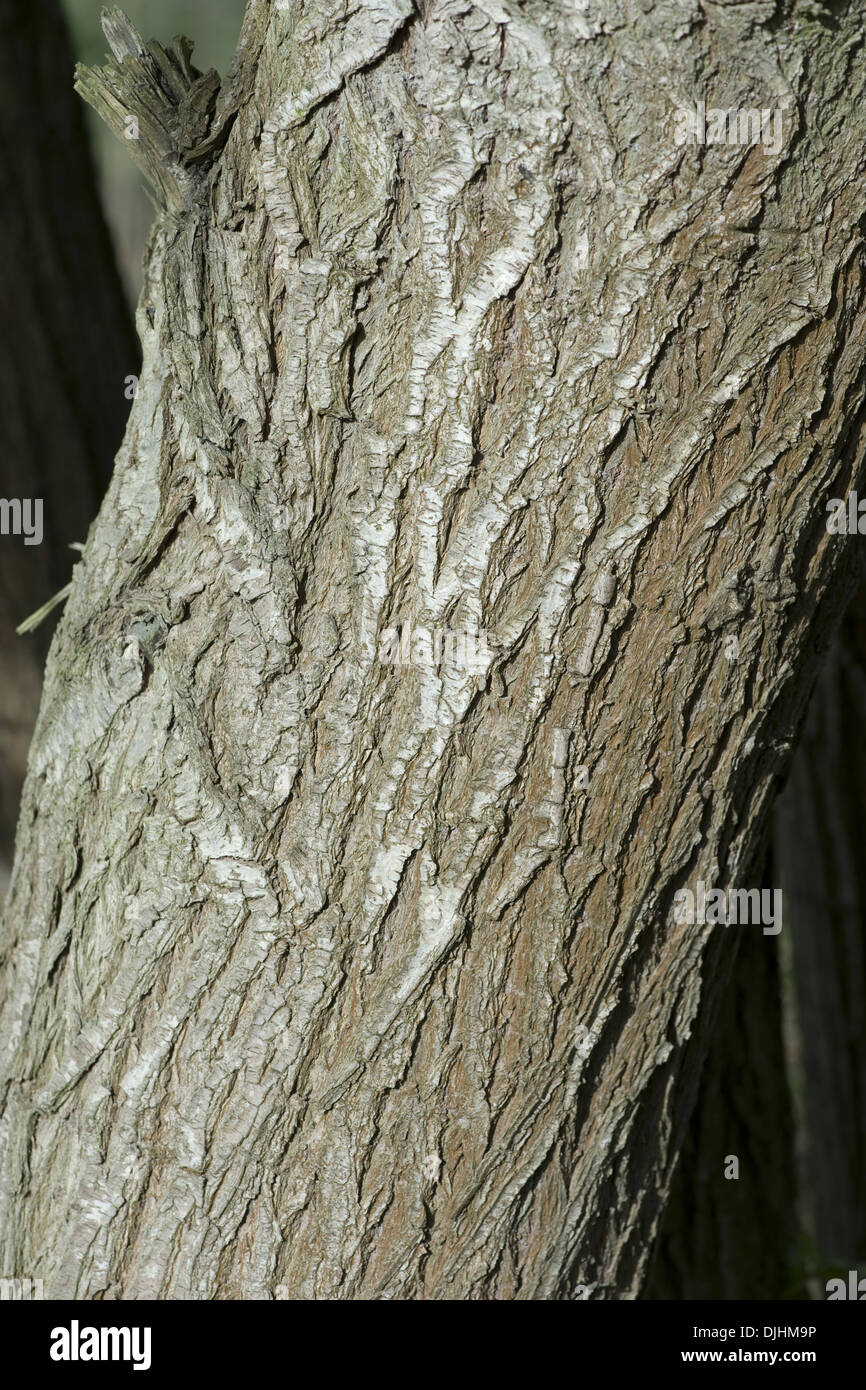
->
{"left": 2, "top": 0, "right": 866, "bottom": 1299}
{"left": 773, "top": 579, "right": 866, "bottom": 1269}
{"left": 0, "top": 0, "right": 137, "bottom": 896}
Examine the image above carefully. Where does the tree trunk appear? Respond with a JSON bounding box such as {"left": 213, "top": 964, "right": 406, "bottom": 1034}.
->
{"left": 647, "top": 844, "right": 800, "bottom": 1300}
{"left": 773, "top": 579, "right": 866, "bottom": 1272}
{"left": 2, "top": 0, "right": 866, "bottom": 1299}
{"left": 0, "top": 0, "right": 137, "bottom": 896}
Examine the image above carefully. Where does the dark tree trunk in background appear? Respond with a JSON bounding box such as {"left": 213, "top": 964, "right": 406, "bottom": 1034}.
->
{"left": 653, "top": 572, "right": 866, "bottom": 1299}
{"left": 648, "top": 863, "right": 800, "bottom": 1299}
{"left": 773, "top": 579, "right": 866, "bottom": 1273}
{"left": 0, "top": 0, "right": 137, "bottom": 894}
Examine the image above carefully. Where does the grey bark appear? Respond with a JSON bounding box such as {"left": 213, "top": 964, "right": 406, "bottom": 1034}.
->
{"left": 2, "top": 0, "right": 866, "bottom": 1299}
{"left": 0, "top": 0, "right": 137, "bottom": 895}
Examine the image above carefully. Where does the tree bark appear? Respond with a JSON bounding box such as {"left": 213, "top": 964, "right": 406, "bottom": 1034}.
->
{"left": 0, "top": 0, "right": 137, "bottom": 896}
{"left": 2, "top": 0, "right": 866, "bottom": 1299}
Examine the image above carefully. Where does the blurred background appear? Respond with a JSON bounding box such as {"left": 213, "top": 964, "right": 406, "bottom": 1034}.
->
{"left": 0, "top": 0, "right": 243, "bottom": 903}
{"left": 0, "top": 0, "right": 244, "bottom": 908}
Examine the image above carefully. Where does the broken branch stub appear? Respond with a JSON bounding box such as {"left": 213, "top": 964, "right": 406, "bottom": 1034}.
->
{"left": 73, "top": 6, "right": 221, "bottom": 213}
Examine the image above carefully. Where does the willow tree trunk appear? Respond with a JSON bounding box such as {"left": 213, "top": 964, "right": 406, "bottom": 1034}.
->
{"left": 1, "top": 0, "right": 866, "bottom": 1300}
{"left": 0, "top": 0, "right": 137, "bottom": 897}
